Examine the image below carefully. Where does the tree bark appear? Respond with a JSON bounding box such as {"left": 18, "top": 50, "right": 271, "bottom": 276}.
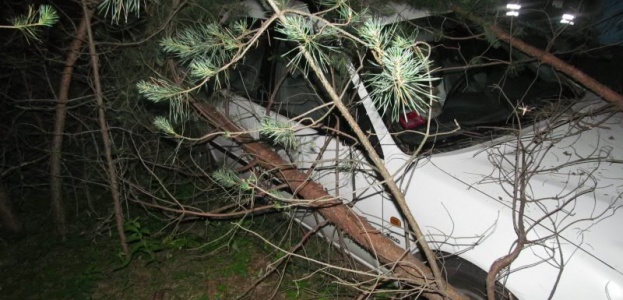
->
{"left": 192, "top": 101, "right": 467, "bottom": 300}
{"left": 453, "top": 6, "right": 623, "bottom": 110}
{"left": 50, "top": 8, "right": 95, "bottom": 238}
{"left": 81, "top": 0, "right": 129, "bottom": 255}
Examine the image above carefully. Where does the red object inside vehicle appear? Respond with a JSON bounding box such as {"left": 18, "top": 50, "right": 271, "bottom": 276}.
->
{"left": 399, "top": 111, "right": 427, "bottom": 129}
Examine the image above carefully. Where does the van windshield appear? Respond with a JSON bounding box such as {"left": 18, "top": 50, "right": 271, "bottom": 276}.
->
{"left": 362, "top": 15, "right": 578, "bottom": 155}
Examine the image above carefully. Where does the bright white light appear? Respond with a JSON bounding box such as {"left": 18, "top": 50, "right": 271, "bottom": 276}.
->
{"left": 506, "top": 3, "right": 521, "bottom": 16}
{"left": 561, "top": 13, "right": 575, "bottom": 25}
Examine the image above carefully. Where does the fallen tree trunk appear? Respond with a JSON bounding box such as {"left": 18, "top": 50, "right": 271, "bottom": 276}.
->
{"left": 192, "top": 101, "right": 467, "bottom": 300}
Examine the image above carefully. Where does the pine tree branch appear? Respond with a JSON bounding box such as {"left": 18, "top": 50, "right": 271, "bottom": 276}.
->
{"left": 265, "top": 0, "right": 450, "bottom": 295}
{"left": 1, "top": 5, "right": 59, "bottom": 42}
{"left": 137, "top": 13, "right": 281, "bottom": 105}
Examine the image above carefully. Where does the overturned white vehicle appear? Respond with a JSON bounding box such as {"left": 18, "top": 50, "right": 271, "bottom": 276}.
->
{"left": 206, "top": 1, "right": 623, "bottom": 299}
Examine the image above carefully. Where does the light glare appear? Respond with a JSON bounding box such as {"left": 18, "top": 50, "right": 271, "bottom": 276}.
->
{"left": 506, "top": 3, "right": 521, "bottom": 17}
{"left": 561, "top": 13, "right": 575, "bottom": 25}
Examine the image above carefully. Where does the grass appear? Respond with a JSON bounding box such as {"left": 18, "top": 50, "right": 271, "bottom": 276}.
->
{"left": 0, "top": 213, "right": 361, "bottom": 300}
{"left": 0, "top": 230, "right": 112, "bottom": 299}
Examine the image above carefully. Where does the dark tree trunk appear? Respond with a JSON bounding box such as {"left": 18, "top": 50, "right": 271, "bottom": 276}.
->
{"left": 49, "top": 8, "right": 95, "bottom": 238}
{"left": 0, "top": 179, "right": 21, "bottom": 233}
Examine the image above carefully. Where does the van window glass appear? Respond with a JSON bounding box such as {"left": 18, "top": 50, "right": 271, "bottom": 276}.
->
{"left": 362, "top": 15, "right": 576, "bottom": 155}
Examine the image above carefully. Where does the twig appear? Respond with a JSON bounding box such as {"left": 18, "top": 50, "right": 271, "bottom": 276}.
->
{"left": 81, "top": 0, "right": 129, "bottom": 255}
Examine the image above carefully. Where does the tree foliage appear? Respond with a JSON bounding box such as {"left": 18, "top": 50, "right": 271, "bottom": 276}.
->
{"left": 136, "top": 0, "right": 452, "bottom": 295}
{"left": 98, "top": 0, "right": 156, "bottom": 24}
{"left": 138, "top": 0, "right": 438, "bottom": 129}
{"left": 1, "top": 4, "right": 59, "bottom": 42}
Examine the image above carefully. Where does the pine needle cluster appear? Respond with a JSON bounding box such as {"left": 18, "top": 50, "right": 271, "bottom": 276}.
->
{"left": 275, "top": 14, "right": 338, "bottom": 74}
{"left": 212, "top": 168, "right": 256, "bottom": 192}
{"left": 4, "top": 5, "right": 59, "bottom": 42}
{"left": 98, "top": 0, "right": 156, "bottom": 24}
{"left": 357, "top": 19, "right": 437, "bottom": 122}
{"left": 137, "top": 18, "right": 255, "bottom": 129}
{"left": 260, "top": 118, "right": 300, "bottom": 151}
